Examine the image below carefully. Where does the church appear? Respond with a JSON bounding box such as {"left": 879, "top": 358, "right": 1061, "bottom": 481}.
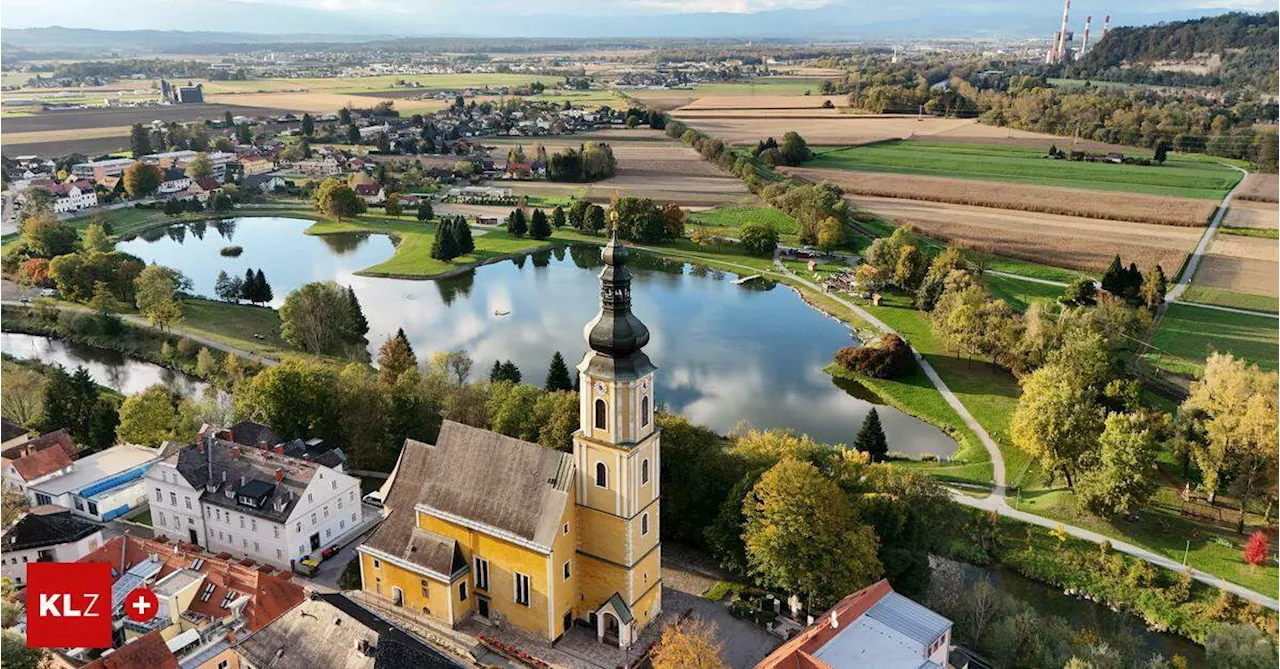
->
{"left": 356, "top": 233, "right": 662, "bottom": 649}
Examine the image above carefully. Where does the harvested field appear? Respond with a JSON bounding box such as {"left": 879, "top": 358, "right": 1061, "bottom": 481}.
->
{"left": 2, "top": 125, "right": 135, "bottom": 145}
{"left": 0, "top": 135, "right": 131, "bottom": 157}
{"left": 851, "top": 195, "right": 1202, "bottom": 274}
{"left": 782, "top": 167, "right": 1217, "bottom": 226}
{"left": 0, "top": 103, "right": 285, "bottom": 133}
{"left": 678, "top": 95, "right": 846, "bottom": 110}
{"left": 672, "top": 114, "right": 974, "bottom": 146}
{"left": 1224, "top": 200, "right": 1280, "bottom": 229}
{"left": 206, "top": 92, "right": 445, "bottom": 115}
{"left": 619, "top": 89, "right": 700, "bottom": 112}
{"left": 1193, "top": 234, "right": 1279, "bottom": 297}
{"left": 1234, "top": 173, "right": 1279, "bottom": 202}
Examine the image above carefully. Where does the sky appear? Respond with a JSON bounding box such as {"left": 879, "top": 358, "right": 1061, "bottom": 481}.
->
{"left": 0, "top": 0, "right": 1273, "bottom": 37}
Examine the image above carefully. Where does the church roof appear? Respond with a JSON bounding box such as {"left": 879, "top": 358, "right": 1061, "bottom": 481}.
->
{"left": 413, "top": 421, "right": 573, "bottom": 553}
{"left": 363, "top": 440, "right": 467, "bottom": 579}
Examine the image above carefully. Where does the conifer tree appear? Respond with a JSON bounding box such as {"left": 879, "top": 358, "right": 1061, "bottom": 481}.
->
{"left": 431, "top": 222, "right": 460, "bottom": 260}
{"left": 490, "top": 360, "right": 505, "bottom": 382}
{"left": 346, "top": 286, "right": 369, "bottom": 338}
{"left": 552, "top": 205, "right": 566, "bottom": 228}
{"left": 853, "top": 408, "right": 889, "bottom": 462}
{"left": 530, "top": 209, "right": 552, "bottom": 240}
{"left": 507, "top": 209, "right": 528, "bottom": 237}
{"left": 1100, "top": 255, "right": 1126, "bottom": 297}
{"left": 241, "top": 268, "right": 259, "bottom": 304}
{"left": 452, "top": 217, "right": 475, "bottom": 254}
{"left": 255, "top": 269, "right": 273, "bottom": 304}
{"left": 377, "top": 328, "right": 418, "bottom": 385}
{"left": 545, "top": 352, "right": 573, "bottom": 391}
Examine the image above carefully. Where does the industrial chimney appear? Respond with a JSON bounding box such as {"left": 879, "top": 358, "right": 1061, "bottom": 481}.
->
{"left": 1102, "top": 15, "right": 1111, "bottom": 41}
{"left": 1081, "top": 15, "right": 1092, "bottom": 55}
{"left": 1055, "top": 0, "right": 1072, "bottom": 65}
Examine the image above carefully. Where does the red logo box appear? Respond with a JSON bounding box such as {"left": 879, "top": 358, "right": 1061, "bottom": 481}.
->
{"left": 25, "top": 562, "right": 113, "bottom": 648}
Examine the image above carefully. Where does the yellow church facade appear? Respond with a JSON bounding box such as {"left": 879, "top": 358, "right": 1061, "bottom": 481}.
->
{"left": 356, "top": 234, "right": 661, "bottom": 648}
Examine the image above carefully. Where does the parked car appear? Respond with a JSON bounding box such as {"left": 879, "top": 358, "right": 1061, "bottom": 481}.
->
{"left": 296, "top": 557, "right": 320, "bottom": 576}
{"left": 321, "top": 546, "right": 339, "bottom": 561}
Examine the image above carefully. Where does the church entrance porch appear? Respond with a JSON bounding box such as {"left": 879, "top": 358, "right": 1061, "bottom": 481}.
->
{"left": 601, "top": 613, "right": 621, "bottom": 648}
{"left": 593, "top": 593, "right": 635, "bottom": 650}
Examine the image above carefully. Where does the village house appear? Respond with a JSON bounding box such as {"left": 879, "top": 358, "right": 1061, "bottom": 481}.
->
{"left": 357, "top": 235, "right": 662, "bottom": 650}
{"left": 1, "top": 417, "right": 29, "bottom": 448}
{"left": 294, "top": 156, "right": 342, "bottom": 176}
{"left": 353, "top": 183, "right": 386, "bottom": 205}
{"left": 158, "top": 168, "right": 193, "bottom": 195}
{"left": 1, "top": 428, "right": 79, "bottom": 496}
{"left": 756, "top": 580, "right": 954, "bottom": 669}
{"left": 45, "top": 180, "right": 99, "bottom": 213}
{"left": 71, "top": 157, "right": 135, "bottom": 184}
{"left": 144, "top": 427, "right": 364, "bottom": 569}
{"left": 187, "top": 176, "right": 222, "bottom": 202}
{"left": 1, "top": 506, "right": 105, "bottom": 586}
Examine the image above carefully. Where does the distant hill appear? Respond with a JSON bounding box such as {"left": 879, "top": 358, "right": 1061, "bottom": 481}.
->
{"left": 0, "top": 26, "right": 384, "bottom": 55}
{"left": 1068, "top": 12, "right": 1279, "bottom": 92}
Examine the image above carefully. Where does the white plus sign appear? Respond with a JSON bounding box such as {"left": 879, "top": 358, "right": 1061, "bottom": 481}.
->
{"left": 131, "top": 598, "right": 152, "bottom": 615}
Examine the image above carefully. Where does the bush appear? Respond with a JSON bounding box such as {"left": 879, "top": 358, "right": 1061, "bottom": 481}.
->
{"left": 739, "top": 222, "right": 779, "bottom": 257}
{"left": 834, "top": 334, "right": 912, "bottom": 378}
{"left": 220, "top": 245, "right": 243, "bottom": 257}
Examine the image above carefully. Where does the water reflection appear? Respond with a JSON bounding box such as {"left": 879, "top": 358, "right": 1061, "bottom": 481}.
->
{"left": 1, "top": 333, "right": 212, "bottom": 399}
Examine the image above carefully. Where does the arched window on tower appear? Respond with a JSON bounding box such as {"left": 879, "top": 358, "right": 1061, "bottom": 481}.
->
{"left": 594, "top": 398, "right": 607, "bottom": 430}
{"left": 641, "top": 458, "right": 650, "bottom": 485}
{"left": 595, "top": 462, "right": 608, "bottom": 488}
{"left": 641, "top": 396, "right": 650, "bottom": 427}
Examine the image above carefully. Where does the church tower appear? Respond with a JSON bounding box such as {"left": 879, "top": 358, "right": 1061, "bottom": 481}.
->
{"left": 573, "top": 233, "right": 662, "bottom": 649}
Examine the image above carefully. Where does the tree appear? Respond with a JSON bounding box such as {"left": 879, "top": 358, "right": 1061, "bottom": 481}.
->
{"left": 384, "top": 193, "right": 403, "bottom": 217}
{"left": 430, "top": 221, "right": 460, "bottom": 260}
{"left": 1061, "top": 277, "right": 1098, "bottom": 306}
{"left": 507, "top": 208, "right": 528, "bottom": 236}
{"left": 81, "top": 220, "right": 112, "bottom": 253}
{"left": 315, "top": 179, "right": 366, "bottom": 221}
{"left": 1, "top": 629, "right": 48, "bottom": 669}
{"left": 816, "top": 216, "right": 844, "bottom": 251}
{"left": 739, "top": 222, "right": 779, "bottom": 257}
{"left": 545, "top": 352, "right": 573, "bottom": 391}
{"left": 778, "top": 131, "right": 814, "bottom": 165}
{"left": 241, "top": 268, "right": 260, "bottom": 304}
{"left": 378, "top": 329, "right": 418, "bottom": 386}
{"left": 134, "top": 264, "right": 183, "bottom": 329}
{"left": 451, "top": 217, "right": 474, "bottom": 254}
{"left": 650, "top": 616, "right": 727, "bottom": 669}
{"left": 346, "top": 124, "right": 361, "bottom": 144}
{"left": 254, "top": 269, "right": 273, "bottom": 305}
{"left": 894, "top": 245, "right": 927, "bottom": 290}
{"left": 490, "top": 360, "right": 522, "bottom": 383}
{"left": 586, "top": 204, "right": 606, "bottom": 234}
{"left": 1204, "top": 623, "right": 1277, "bottom": 669}
{"left": 915, "top": 247, "right": 966, "bottom": 311}
{"left": 1243, "top": 531, "right": 1268, "bottom": 567}
{"left": 346, "top": 286, "right": 369, "bottom": 340}
{"left": 1, "top": 366, "right": 44, "bottom": 427}
{"left": 301, "top": 112, "right": 315, "bottom": 136}
{"left": 1075, "top": 412, "right": 1160, "bottom": 516}
{"left": 185, "top": 152, "right": 214, "bottom": 179}
{"left": 853, "top": 409, "right": 889, "bottom": 462}
{"left": 1100, "top": 255, "right": 1129, "bottom": 298}
{"left": 116, "top": 385, "right": 178, "bottom": 447}
{"left": 215, "top": 270, "right": 242, "bottom": 302}
{"left": 2, "top": 489, "right": 30, "bottom": 531}
{"left": 233, "top": 359, "right": 342, "bottom": 445}
{"left": 1153, "top": 139, "right": 1170, "bottom": 164}
{"left": 552, "top": 205, "right": 566, "bottom": 228}
{"left": 1139, "top": 265, "right": 1167, "bottom": 311}
{"left": 1010, "top": 362, "right": 1105, "bottom": 488}
{"left": 20, "top": 212, "right": 78, "bottom": 258}
{"left": 196, "top": 347, "right": 216, "bottom": 377}
{"left": 743, "top": 458, "right": 883, "bottom": 607}
{"left": 339, "top": 107, "right": 352, "bottom": 124}
{"left": 280, "top": 281, "right": 365, "bottom": 355}
{"left": 417, "top": 202, "right": 434, "bottom": 221}
{"left": 430, "top": 350, "right": 474, "bottom": 386}
{"left": 129, "top": 123, "right": 151, "bottom": 157}
{"left": 568, "top": 199, "right": 591, "bottom": 230}
{"left": 529, "top": 209, "right": 552, "bottom": 240}
{"left": 123, "top": 162, "right": 163, "bottom": 199}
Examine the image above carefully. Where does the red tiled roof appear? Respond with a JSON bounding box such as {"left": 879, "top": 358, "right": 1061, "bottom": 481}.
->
{"left": 1, "top": 429, "right": 77, "bottom": 481}
{"left": 79, "top": 535, "right": 304, "bottom": 632}
{"left": 756, "top": 580, "right": 894, "bottom": 669}
{"left": 82, "top": 630, "right": 177, "bottom": 669}
{"left": 191, "top": 177, "right": 221, "bottom": 192}
{"left": 353, "top": 184, "right": 382, "bottom": 195}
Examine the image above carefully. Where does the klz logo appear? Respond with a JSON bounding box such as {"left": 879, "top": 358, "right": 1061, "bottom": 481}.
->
{"left": 26, "top": 562, "right": 113, "bottom": 648}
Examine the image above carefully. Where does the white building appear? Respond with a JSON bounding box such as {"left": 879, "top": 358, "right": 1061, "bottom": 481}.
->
{"left": 49, "top": 183, "right": 99, "bottom": 214}
{"left": 0, "top": 506, "right": 105, "bottom": 586}
{"left": 146, "top": 432, "right": 363, "bottom": 569}
{"left": 2, "top": 429, "right": 77, "bottom": 496}
{"left": 26, "top": 444, "right": 168, "bottom": 522}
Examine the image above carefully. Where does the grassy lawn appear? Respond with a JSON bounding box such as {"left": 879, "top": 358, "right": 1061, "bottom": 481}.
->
{"left": 1017, "top": 487, "right": 1279, "bottom": 598}
{"left": 983, "top": 274, "right": 1065, "bottom": 312}
{"left": 689, "top": 205, "right": 800, "bottom": 235}
{"left": 1145, "top": 303, "right": 1279, "bottom": 376}
{"left": 124, "top": 507, "right": 152, "bottom": 526}
{"left": 806, "top": 140, "right": 1242, "bottom": 199}
{"left": 178, "top": 298, "right": 293, "bottom": 360}
{"left": 1180, "top": 285, "right": 1279, "bottom": 314}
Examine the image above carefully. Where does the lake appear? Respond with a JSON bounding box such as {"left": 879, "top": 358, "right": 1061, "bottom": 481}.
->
{"left": 1, "top": 332, "right": 212, "bottom": 399}
{"left": 115, "top": 217, "right": 958, "bottom": 456}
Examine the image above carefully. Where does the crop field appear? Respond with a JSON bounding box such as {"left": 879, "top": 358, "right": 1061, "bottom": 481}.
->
{"left": 678, "top": 95, "right": 846, "bottom": 110}
{"left": 197, "top": 73, "right": 555, "bottom": 95}
{"left": 1234, "top": 173, "right": 1279, "bottom": 202}
{"left": 1180, "top": 286, "right": 1280, "bottom": 313}
{"left": 672, "top": 114, "right": 974, "bottom": 146}
{"left": 851, "top": 195, "right": 1202, "bottom": 274}
{"left": 1146, "top": 303, "right": 1279, "bottom": 377}
{"left": 805, "top": 141, "right": 1240, "bottom": 199}
{"left": 783, "top": 167, "right": 1217, "bottom": 226}
{"left": 1, "top": 103, "right": 284, "bottom": 133}
{"left": 1223, "top": 200, "right": 1279, "bottom": 229}
{"left": 1192, "top": 234, "right": 1279, "bottom": 297}
{"left": 205, "top": 91, "right": 445, "bottom": 115}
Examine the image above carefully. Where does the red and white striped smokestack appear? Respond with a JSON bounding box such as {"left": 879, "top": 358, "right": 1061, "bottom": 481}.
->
{"left": 1102, "top": 15, "right": 1111, "bottom": 40}
{"left": 1055, "top": 0, "right": 1072, "bottom": 64}
{"left": 1081, "top": 15, "right": 1092, "bottom": 54}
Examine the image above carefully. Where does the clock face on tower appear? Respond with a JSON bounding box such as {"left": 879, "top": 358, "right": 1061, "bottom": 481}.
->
{"left": 640, "top": 379, "right": 649, "bottom": 392}
{"left": 594, "top": 380, "right": 606, "bottom": 394}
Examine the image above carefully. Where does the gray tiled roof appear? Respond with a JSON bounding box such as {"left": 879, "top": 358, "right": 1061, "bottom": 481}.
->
{"left": 174, "top": 438, "right": 318, "bottom": 523}
{"left": 866, "top": 592, "right": 951, "bottom": 646}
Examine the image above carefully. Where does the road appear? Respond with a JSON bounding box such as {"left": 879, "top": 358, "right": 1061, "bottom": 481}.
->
{"left": 1166, "top": 164, "right": 1250, "bottom": 303}
{"left": 766, "top": 258, "right": 1280, "bottom": 611}
{"left": 1, "top": 282, "right": 280, "bottom": 367}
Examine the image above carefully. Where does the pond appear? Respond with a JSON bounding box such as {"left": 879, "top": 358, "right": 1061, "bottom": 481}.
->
{"left": 1, "top": 332, "right": 213, "bottom": 399}
{"left": 938, "top": 556, "right": 1206, "bottom": 666}
{"left": 116, "top": 217, "right": 958, "bottom": 456}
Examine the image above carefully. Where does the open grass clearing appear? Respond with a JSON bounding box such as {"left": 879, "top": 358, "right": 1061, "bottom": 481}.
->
{"left": 806, "top": 140, "right": 1240, "bottom": 199}
{"left": 1192, "top": 234, "right": 1279, "bottom": 297}
{"left": 1146, "top": 303, "right": 1279, "bottom": 376}
{"left": 851, "top": 195, "right": 1201, "bottom": 275}
{"left": 982, "top": 274, "right": 1065, "bottom": 312}
{"left": 786, "top": 166, "right": 1217, "bottom": 226}
{"left": 689, "top": 205, "right": 800, "bottom": 236}
{"left": 1180, "top": 286, "right": 1279, "bottom": 313}
{"left": 178, "top": 297, "right": 292, "bottom": 360}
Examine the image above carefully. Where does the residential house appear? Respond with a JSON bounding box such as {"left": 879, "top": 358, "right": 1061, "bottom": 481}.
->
{"left": 145, "top": 430, "right": 363, "bottom": 569}
{"left": 1, "top": 428, "right": 78, "bottom": 496}
{"left": 294, "top": 157, "right": 342, "bottom": 176}
{"left": 1, "top": 506, "right": 105, "bottom": 586}
{"left": 756, "top": 580, "right": 953, "bottom": 669}
{"left": 353, "top": 184, "right": 386, "bottom": 205}
{"left": 187, "top": 177, "right": 221, "bottom": 202}
{"left": 43, "top": 180, "right": 99, "bottom": 213}
{"left": 159, "top": 168, "right": 193, "bottom": 195}
{"left": 25, "top": 443, "right": 169, "bottom": 521}
{"left": 81, "top": 630, "right": 179, "bottom": 669}
{"left": 75, "top": 534, "right": 305, "bottom": 668}
{"left": 357, "top": 235, "right": 662, "bottom": 649}
{"left": 235, "top": 592, "right": 463, "bottom": 669}
{"left": 242, "top": 174, "right": 288, "bottom": 194}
